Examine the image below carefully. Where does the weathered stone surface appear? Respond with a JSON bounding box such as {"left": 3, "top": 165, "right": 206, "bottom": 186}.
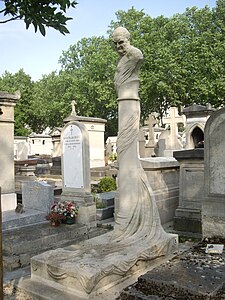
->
{"left": 203, "top": 107, "right": 225, "bottom": 237}
{"left": 0, "top": 91, "right": 20, "bottom": 211}
{"left": 19, "top": 231, "right": 177, "bottom": 299}
{"left": 173, "top": 148, "right": 204, "bottom": 233}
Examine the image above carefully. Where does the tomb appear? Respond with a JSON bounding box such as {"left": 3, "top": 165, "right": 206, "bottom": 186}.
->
{"left": 181, "top": 103, "right": 215, "bottom": 149}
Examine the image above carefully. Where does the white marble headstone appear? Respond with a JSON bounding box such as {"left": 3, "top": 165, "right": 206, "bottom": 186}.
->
{"left": 61, "top": 121, "right": 91, "bottom": 193}
{"left": 63, "top": 124, "right": 84, "bottom": 188}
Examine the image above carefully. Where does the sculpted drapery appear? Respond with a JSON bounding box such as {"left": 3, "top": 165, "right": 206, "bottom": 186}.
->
{"left": 112, "top": 26, "right": 167, "bottom": 243}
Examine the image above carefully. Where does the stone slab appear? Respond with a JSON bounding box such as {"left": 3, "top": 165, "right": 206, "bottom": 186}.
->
{"left": 19, "top": 232, "right": 178, "bottom": 299}
{"left": 2, "top": 208, "right": 47, "bottom": 231}
{"left": 140, "top": 157, "right": 179, "bottom": 170}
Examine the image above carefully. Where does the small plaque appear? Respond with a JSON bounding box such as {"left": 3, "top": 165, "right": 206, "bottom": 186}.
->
{"left": 205, "top": 244, "right": 224, "bottom": 254}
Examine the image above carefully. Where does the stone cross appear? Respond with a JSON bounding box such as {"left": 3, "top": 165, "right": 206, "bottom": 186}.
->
{"left": 163, "top": 107, "right": 184, "bottom": 137}
{"left": 145, "top": 114, "right": 156, "bottom": 147}
{"left": 71, "top": 100, "right": 77, "bottom": 115}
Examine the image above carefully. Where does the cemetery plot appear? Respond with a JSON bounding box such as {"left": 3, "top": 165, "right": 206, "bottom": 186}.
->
{"left": 119, "top": 238, "right": 225, "bottom": 300}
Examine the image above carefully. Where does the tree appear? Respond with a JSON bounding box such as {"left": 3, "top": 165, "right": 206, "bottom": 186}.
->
{"left": 29, "top": 71, "right": 76, "bottom": 133}
{"left": 0, "top": 0, "right": 77, "bottom": 36}
{"left": 6, "top": 3, "right": 225, "bottom": 137}
{"left": 59, "top": 36, "right": 118, "bottom": 138}
{"left": 0, "top": 69, "right": 34, "bottom": 135}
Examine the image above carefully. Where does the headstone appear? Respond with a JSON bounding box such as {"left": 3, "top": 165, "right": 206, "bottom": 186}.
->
{"left": 203, "top": 107, "right": 225, "bottom": 238}
{"left": 60, "top": 121, "right": 96, "bottom": 227}
{"left": 145, "top": 114, "right": 157, "bottom": 157}
{"left": 22, "top": 181, "right": 54, "bottom": 213}
{"left": 0, "top": 91, "right": 20, "bottom": 211}
{"left": 162, "top": 107, "right": 185, "bottom": 156}
{"left": 14, "top": 138, "right": 29, "bottom": 161}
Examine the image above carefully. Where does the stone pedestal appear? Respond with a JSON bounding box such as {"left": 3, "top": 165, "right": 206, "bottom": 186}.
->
{"left": 173, "top": 149, "right": 204, "bottom": 233}
{"left": 0, "top": 91, "right": 20, "bottom": 211}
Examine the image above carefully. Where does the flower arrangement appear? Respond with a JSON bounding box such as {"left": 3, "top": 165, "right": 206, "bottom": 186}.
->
{"left": 49, "top": 201, "right": 79, "bottom": 219}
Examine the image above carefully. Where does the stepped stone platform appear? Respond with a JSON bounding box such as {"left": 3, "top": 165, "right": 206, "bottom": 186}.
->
{"left": 119, "top": 238, "right": 225, "bottom": 300}
{"left": 2, "top": 209, "right": 109, "bottom": 271}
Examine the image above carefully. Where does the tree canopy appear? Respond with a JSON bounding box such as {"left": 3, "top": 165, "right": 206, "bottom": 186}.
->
{"left": 0, "top": 0, "right": 77, "bottom": 35}
{"left": 1, "top": 1, "right": 225, "bottom": 137}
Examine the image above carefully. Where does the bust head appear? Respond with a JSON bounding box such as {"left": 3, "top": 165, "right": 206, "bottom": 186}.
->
{"left": 112, "top": 27, "right": 131, "bottom": 56}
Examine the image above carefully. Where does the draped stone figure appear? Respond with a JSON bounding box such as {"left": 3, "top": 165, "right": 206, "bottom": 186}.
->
{"left": 112, "top": 26, "right": 167, "bottom": 243}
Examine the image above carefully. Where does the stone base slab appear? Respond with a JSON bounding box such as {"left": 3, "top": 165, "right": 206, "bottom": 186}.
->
{"left": 19, "top": 231, "right": 178, "bottom": 299}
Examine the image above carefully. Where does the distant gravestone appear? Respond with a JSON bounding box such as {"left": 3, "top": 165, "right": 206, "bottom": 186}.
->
{"left": 22, "top": 181, "right": 54, "bottom": 213}
{"left": 203, "top": 107, "right": 225, "bottom": 238}
{"left": 162, "top": 107, "right": 184, "bottom": 156}
{"left": 60, "top": 121, "right": 96, "bottom": 227}
{"left": 145, "top": 114, "right": 157, "bottom": 157}
{"left": 15, "top": 141, "right": 29, "bottom": 161}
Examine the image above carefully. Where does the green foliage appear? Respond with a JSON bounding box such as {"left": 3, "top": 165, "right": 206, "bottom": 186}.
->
{"left": 59, "top": 36, "right": 118, "bottom": 138}
{"left": 0, "top": 0, "right": 77, "bottom": 36}
{"left": 98, "top": 177, "right": 117, "bottom": 193}
{"left": 0, "top": 69, "right": 34, "bottom": 135}
{"left": 108, "top": 153, "right": 117, "bottom": 162}
{"left": 30, "top": 71, "right": 74, "bottom": 133}
{"left": 2, "top": 2, "right": 225, "bottom": 136}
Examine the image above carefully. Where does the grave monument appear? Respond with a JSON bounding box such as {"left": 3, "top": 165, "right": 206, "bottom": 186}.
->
{"left": 19, "top": 27, "right": 178, "bottom": 299}
{"left": 203, "top": 106, "right": 225, "bottom": 237}
{"left": 181, "top": 103, "right": 215, "bottom": 149}
{"left": 60, "top": 120, "right": 96, "bottom": 227}
{"left": 158, "top": 107, "right": 185, "bottom": 157}
{"left": 0, "top": 91, "right": 20, "bottom": 211}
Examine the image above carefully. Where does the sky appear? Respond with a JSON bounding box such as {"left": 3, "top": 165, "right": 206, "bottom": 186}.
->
{"left": 0, "top": 0, "right": 217, "bottom": 81}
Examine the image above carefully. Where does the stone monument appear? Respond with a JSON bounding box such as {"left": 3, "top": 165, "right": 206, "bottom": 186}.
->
{"left": 202, "top": 107, "right": 225, "bottom": 238}
{"left": 60, "top": 121, "right": 96, "bottom": 227}
{"left": 181, "top": 103, "right": 215, "bottom": 149}
{"left": 159, "top": 107, "right": 185, "bottom": 157}
{"left": 0, "top": 91, "right": 20, "bottom": 211}
{"left": 144, "top": 114, "right": 157, "bottom": 157}
{"left": 19, "top": 27, "right": 178, "bottom": 299}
